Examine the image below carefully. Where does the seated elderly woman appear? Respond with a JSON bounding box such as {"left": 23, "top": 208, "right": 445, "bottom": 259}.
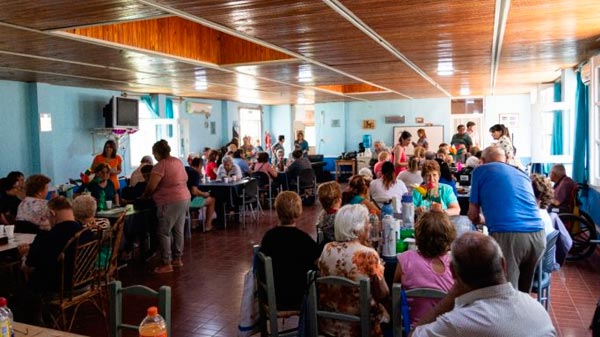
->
{"left": 72, "top": 194, "right": 110, "bottom": 231}
{"left": 412, "top": 160, "right": 460, "bottom": 216}
{"left": 16, "top": 174, "right": 52, "bottom": 232}
{"left": 531, "top": 174, "right": 561, "bottom": 236}
{"left": 316, "top": 181, "right": 343, "bottom": 245}
{"left": 87, "top": 163, "right": 120, "bottom": 208}
{"left": 260, "top": 191, "right": 320, "bottom": 310}
{"left": 318, "top": 204, "right": 389, "bottom": 337}
{"left": 393, "top": 210, "right": 456, "bottom": 328}
{"left": 342, "top": 175, "right": 380, "bottom": 216}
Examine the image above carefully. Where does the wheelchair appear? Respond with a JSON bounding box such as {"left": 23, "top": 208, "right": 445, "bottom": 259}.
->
{"left": 551, "top": 185, "right": 599, "bottom": 260}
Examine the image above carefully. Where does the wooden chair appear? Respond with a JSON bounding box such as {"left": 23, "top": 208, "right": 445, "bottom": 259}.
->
{"left": 306, "top": 270, "right": 371, "bottom": 337}
{"left": 391, "top": 283, "right": 447, "bottom": 337}
{"left": 253, "top": 245, "right": 299, "bottom": 337}
{"left": 99, "top": 211, "right": 126, "bottom": 286}
{"left": 45, "top": 228, "right": 106, "bottom": 332}
{"left": 109, "top": 280, "right": 171, "bottom": 337}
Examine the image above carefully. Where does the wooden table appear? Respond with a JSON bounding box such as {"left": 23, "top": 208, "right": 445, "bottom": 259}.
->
{"left": 14, "top": 322, "right": 87, "bottom": 337}
{"left": 0, "top": 233, "right": 36, "bottom": 254}
{"left": 334, "top": 159, "right": 356, "bottom": 181}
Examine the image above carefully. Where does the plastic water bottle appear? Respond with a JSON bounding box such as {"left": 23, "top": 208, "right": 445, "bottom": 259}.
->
{"left": 381, "top": 215, "right": 398, "bottom": 257}
{"left": 401, "top": 194, "right": 414, "bottom": 228}
{"left": 139, "top": 306, "right": 167, "bottom": 337}
{"left": 381, "top": 200, "right": 394, "bottom": 220}
{"left": 98, "top": 189, "right": 106, "bottom": 211}
{"left": 0, "top": 298, "right": 10, "bottom": 337}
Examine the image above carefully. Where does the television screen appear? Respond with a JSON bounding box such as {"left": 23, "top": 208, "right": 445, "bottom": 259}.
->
{"left": 114, "top": 97, "right": 139, "bottom": 128}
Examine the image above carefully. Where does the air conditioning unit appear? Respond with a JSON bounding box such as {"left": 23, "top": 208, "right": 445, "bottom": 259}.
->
{"left": 185, "top": 101, "right": 212, "bottom": 115}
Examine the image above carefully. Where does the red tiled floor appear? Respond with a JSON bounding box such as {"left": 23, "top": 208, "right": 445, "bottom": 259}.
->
{"left": 66, "top": 202, "right": 600, "bottom": 337}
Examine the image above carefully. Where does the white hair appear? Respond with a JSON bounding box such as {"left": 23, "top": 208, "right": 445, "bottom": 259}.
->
{"left": 72, "top": 195, "right": 97, "bottom": 221}
{"left": 222, "top": 156, "right": 233, "bottom": 164}
{"left": 358, "top": 167, "right": 373, "bottom": 179}
{"left": 334, "top": 204, "right": 369, "bottom": 242}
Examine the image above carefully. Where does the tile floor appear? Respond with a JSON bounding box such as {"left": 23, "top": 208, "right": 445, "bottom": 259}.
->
{"left": 70, "top": 202, "right": 600, "bottom": 337}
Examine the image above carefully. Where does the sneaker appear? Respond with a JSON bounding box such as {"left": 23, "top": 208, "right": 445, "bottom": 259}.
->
{"left": 172, "top": 258, "right": 184, "bottom": 267}
{"left": 154, "top": 264, "right": 174, "bottom": 274}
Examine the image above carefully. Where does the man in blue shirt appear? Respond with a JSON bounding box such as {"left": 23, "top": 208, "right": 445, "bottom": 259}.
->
{"left": 468, "top": 146, "right": 545, "bottom": 292}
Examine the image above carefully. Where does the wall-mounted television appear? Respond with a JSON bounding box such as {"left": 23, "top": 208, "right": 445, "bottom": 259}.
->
{"left": 103, "top": 96, "right": 139, "bottom": 128}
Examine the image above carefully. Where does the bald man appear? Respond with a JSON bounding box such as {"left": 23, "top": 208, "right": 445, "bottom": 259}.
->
{"left": 467, "top": 146, "right": 545, "bottom": 292}
{"left": 412, "top": 232, "right": 555, "bottom": 337}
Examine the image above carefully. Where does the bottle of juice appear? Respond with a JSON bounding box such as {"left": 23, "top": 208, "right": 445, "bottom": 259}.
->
{"left": 139, "top": 306, "right": 167, "bottom": 337}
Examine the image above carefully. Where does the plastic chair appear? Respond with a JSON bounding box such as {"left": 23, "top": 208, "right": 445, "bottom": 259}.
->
{"left": 306, "top": 270, "right": 370, "bottom": 337}
{"left": 45, "top": 228, "right": 106, "bottom": 332}
{"left": 391, "top": 283, "right": 446, "bottom": 337}
{"left": 530, "top": 230, "right": 560, "bottom": 310}
{"left": 253, "top": 245, "right": 299, "bottom": 337}
{"left": 232, "top": 178, "right": 261, "bottom": 228}
{"left": 252, "top": 171, "right": 274, "bottom": 208}
{"left": 296, "top": 168, "right": 316, "bottom": 206}
{"left": 109, "top": 280, "right": 171, "bottom": 337}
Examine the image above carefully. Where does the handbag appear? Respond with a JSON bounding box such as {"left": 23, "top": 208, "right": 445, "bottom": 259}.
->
{"left": 238, "top": 267, "right": 259, "bottom": 337}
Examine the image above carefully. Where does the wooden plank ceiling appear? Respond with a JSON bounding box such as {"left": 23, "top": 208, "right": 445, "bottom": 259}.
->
{"left": 0, "top": 0, "right": 598, "bottom": 105}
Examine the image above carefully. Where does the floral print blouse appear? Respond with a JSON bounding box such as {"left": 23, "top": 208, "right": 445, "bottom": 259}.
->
{"left": 318, "top": 241, "right": 389, "bottom": 337}
{"left": 16, "top": 197, "right": 50, "bottom": 230}
{"left": 496, "top": 135, "right": 514, "bottom": 161}
{"left": 316, "top": 210, "right": 336, "bottom": 244}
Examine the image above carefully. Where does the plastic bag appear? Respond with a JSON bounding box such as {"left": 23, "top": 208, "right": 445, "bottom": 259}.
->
{"left": 238, "top": 268, "right": 259, "bottom": 337}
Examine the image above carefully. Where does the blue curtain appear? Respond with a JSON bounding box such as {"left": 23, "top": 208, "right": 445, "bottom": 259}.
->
{"left": 572, "top": 71, "right": 589, "bottom": 183}
{"left": 165, "top": 98, "right": 174, "bottom": 119}
{"left": 551, "top": 81, "right": 563, "bottom": 155}
{"left": 140, "top": 95, "right": 159, "bottom": 118}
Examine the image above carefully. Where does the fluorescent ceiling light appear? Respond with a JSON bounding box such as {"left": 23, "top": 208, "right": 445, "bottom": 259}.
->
{"left": 460, "top": 87, "right": 471, "bottom": 96}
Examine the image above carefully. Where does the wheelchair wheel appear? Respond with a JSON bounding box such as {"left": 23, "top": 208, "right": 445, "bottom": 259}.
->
{"left": 559, "top": 212, "right": 597, "bottom": 260}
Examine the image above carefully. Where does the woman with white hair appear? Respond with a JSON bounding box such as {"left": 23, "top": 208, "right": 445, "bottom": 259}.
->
{"left": 318, "top": 204, "right": 389, "bottom": 337}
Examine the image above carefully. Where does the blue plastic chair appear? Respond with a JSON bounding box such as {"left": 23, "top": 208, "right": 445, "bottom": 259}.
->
{"left": 530, "top": 230, "right": 560, "bottom": 310}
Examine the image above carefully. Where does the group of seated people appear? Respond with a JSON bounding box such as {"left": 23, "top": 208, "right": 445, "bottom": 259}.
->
{"left": 261, "top": 187, "right": 557, "bottom": 336}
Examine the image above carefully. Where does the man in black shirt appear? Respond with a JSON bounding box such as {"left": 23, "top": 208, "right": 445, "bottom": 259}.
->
{"left": 185, "top": 157, "right": 216, "bottom": 230}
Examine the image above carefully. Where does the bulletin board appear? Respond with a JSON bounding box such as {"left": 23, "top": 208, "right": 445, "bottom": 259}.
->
{"left": 393, "top": 125, "right": 445, "bottom": 155}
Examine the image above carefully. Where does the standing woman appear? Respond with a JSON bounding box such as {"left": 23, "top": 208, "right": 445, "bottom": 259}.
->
{"left": 411, "top": 128, "right": 429, "bottom": 150}
{"left": 489, "top": 124, "right": 515, "bottom": 164}
{"left": 91, "top": 140, "right": 123, "bottom": 191}
{"left": 392, "top": 131, "right": 412, "bottom": 175}
{"left": 142, "top": 140, "right": 191, "bottom": 274}
{"left": 294, "top": 131, "right": 309, "bottom": 156}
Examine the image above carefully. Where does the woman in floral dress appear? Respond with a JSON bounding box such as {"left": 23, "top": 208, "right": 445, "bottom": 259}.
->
{"left": 318, "top": 204, "right": 389, "bottom": 337}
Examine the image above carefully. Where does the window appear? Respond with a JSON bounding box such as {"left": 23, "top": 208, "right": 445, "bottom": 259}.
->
{"left": 590, "top": 56, "right": 600, "bottom": 186}
{"left": 239, "top": 107, "right": 262, "bottom": 147}
{"left": 129, "top": 100, "right": 181, "bottom": 170}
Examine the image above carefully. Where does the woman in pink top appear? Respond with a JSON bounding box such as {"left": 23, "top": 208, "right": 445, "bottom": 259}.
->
{"left": 142, "top": 140, "right": 191, "bottom": 274}
{"left": 393, "top": 210, "right": 456, "bottom": 328}
{"left": 392, "top": 131, "right": 411, "bottom": 175}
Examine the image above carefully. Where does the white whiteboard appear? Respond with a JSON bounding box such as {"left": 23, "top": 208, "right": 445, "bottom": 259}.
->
{"left": 393, "top": 126, "right": 445, "bottom": 155}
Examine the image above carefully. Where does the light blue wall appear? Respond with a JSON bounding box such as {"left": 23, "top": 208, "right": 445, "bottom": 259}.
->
{"left": 0, "top": 81, "right": 34, "bottom": 177}
{"left": 315, "top": 102, "right": 346, "bottom": 157}
{"left": 180, "top": 98, "right": 225, "bottom": 152}
{"left": 316, "top": 98, "right": 451, "bottom": 156}
{"left": 269, "top": 105, "right": 293, "bottom": 157}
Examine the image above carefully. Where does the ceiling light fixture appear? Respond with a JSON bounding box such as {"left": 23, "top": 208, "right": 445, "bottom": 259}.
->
{"left": 490, "top": 0, "right": 511, "bottom": 95}
{"left": 460, "top": 87, "right": 471, "bottom": 96}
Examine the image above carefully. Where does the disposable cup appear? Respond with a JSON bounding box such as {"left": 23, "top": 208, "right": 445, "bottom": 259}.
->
{"left": 106, "top": 200, "right": 113, "bottom": 209}
{"left": 0, "top": 225, "right": 4, "bottom": 237}
{"left": 224, "top": 177, "right": 231, "bottom": 183}
{"left": 5, "top": 225, "right": 14, "bottom": 238}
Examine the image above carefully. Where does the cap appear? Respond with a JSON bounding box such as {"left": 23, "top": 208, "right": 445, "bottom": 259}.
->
{"left": 0, "top": 297, "right": 7, "bottom": 306}
{"left": 147, "top": 306, "right": 158, "bottom": 316}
